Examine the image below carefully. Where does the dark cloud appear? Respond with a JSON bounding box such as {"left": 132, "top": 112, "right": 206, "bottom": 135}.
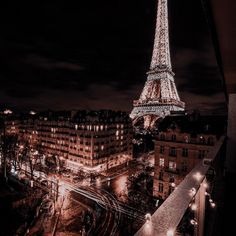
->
{"left": 0, "top": 0, "right": 227, "bottom": 114}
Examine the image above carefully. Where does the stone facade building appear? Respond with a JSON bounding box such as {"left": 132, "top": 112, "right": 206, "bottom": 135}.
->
{"left": 153, "top": 113, "right": 224, "bottom": 199}
{"left": 4, "top": 110, "right": 133, "bottom": 173}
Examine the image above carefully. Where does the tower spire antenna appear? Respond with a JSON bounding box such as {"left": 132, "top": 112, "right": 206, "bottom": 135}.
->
{"left": 130, "top": 0, "right": 185, "bottom": 129}
{"left": 150, "top": 0, "right": 172, "bottom": 71}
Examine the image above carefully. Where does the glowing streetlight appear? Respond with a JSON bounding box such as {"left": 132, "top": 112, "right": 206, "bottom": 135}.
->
{"left": 167, "top": 229, "right": 174, "bottom": 236}
{"left": 190, "top": 219, "right": 198, "bottom": 226}
{"left": 210, "top": 202, "right": 216, "bottom": 208}
{"left": 193, "top": 172, "right": 202, "bottom": 181}
{"left": 190, "top": 203, "right": 197, "bottom": 211}
{"left": 202, "top": 182, "right": 208, "bottom": 189}
{"left": 29, "top": 111, "right": 36, "bottom": 115}
{"left": 189, "top": 187, "right": 197, "bottom": 197}
{"left": 3, "top": 109, "right": 13, "bottom": 115}
{"left": 145, "top": 213, "right": 151, "bottom": 222}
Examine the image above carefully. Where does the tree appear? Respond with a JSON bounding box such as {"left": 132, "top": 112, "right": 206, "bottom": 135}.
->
{"left": 21, "top": 141, "right": 37, "bottom": 180}
{"left": 0, "top": 133, "right": 18, "bottom": 180}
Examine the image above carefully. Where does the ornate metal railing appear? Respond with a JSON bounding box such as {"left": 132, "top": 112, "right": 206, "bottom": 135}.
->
{"left": 133, "top": 99, "right": 185, "bottom": 109}
{"left": 134, "top": 136, "right": 226, "bottom": 236}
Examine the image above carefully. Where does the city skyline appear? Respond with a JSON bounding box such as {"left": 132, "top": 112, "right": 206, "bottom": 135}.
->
{"left": 0, "top": 0, "right": 226, "bottom": 113}
{"left": 0, "top": 1, "right": 234, "bottom": 235}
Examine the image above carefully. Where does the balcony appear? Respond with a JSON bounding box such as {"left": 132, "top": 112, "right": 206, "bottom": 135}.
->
{"left": 133, "top": 98, "right": 185, "bottom": 109}
{"left": 135, "top": 136, "right": 226, "bottom": 236}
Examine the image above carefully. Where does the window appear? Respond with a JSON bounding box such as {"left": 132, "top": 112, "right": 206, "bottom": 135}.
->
{"left": 182, "top": 148, "right": 188, "bottom": 157}
{"left": 159, "top": 158, "right": 164, "bottom": 167}
{"left": 169, "top": 176, "right": 175, "bottom": 183}
{"left": 169, "top": 147, "right": 177, "bottom": 157}
{"left": 158, "top": 183, "right": 164, "bottom": 193}
{"left": 181, "top": 162, "right": 187, "bottom": 172}
{"left": 184, "top": 136, "right": 189, "bottom": 143}
{"left": 160, "top": 134, "right": 165, "bottom": 140}
{"left": 168, "top": 185, "right": 175, "bottom": 195}
{"left": 199, "top": 136, "right": 205, "bottom": 144}
{"left": 160, "top": 146, "right": 164, "bottom": 154}
{"left": 207, "top": 137, "right": 214, "bottom": 145}
{"left": 171, "top": 134, "right": 176, "bottom": 141}
{"left": 159, "top": 171, "right": 164, "bottom": 180}
{"left": 169, "top": 161, "right": 176, "bottom": 171}
{"left": 198, "top": 150, "right": 205, "bottom": 159}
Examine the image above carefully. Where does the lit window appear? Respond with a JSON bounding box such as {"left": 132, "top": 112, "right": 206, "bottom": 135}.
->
{"left": 116, "top": 130, "right": 119, "bottom": 136}
{"left": 101, "top": 145, "right": 104, "bottom": 151}
{"left": 199, "top": 136, "right": 205, "bottom": 144}
{"left": 158, "top": 183, "right": 164, "bottom": 193}
{"left": 159, "top": 158, "right": 164, "bottom": 167}
{"left": 169, "top": 161, "right": 176, "bottom": 171}
{"left": 75, "top": 124, "right": 78, "bottom": 130}
{"left": 184, "top": 136, "right": 189, "bottom": 143}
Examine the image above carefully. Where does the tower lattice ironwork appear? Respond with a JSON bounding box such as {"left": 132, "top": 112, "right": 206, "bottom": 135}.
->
{"left": 130, "top": 0, "right": 185, "bottom": 129}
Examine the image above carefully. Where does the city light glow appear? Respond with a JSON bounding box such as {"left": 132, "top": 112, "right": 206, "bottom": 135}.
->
{"left": 189, "top": 187, "right": 197, "bottom": 197}
{"left": 3, "top": 109, "right": 13, "bottom": 114}
{"left": 190, "top": 203, "right": 197, "bottom": 211}
{"left": 145, "top": 213, "right": 151, "bottom": 222}
{"left": 166, "top": 229, "right": 174, "bottom": 236}
{"left": 210, "top": 202, "right": 216, "bottom": 208}
{"left": 193, "top": 172, "right": 202, "bottom": 181}
{"left": 202, "top": 182, "right": 208, "bottom": 189}
{"left": 190, "top": 219, "right": 198, "bottom": 226}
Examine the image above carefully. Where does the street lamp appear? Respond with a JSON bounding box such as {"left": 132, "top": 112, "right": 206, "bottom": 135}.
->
{"left": 167, "top": 229, "right": 174, "bottom": 236}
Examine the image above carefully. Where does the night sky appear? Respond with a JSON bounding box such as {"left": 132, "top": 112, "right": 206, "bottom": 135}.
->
{"left": 0, "top": 0, "right": 226, "bottom": 114}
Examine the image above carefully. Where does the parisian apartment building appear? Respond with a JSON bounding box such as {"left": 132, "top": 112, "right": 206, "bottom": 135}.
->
{"left": 153, "top": 113, "right": 225, "bottom": 200}
{"left": 2, "top": 110, "right": 133, "bottom": 173}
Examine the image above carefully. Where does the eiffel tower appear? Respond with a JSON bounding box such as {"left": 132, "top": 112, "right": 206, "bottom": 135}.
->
{"left": 130, "top": 0, "right": 185, "bottom": 129}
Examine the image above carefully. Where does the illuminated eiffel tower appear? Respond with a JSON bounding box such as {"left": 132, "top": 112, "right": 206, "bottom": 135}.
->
{"left": 130, "top": 0, "right": 185, "bottom": 129}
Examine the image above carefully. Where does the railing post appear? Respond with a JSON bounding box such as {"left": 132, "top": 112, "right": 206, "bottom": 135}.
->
{"left": 226, "top": 94, "right": 236, "bottom": 173}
